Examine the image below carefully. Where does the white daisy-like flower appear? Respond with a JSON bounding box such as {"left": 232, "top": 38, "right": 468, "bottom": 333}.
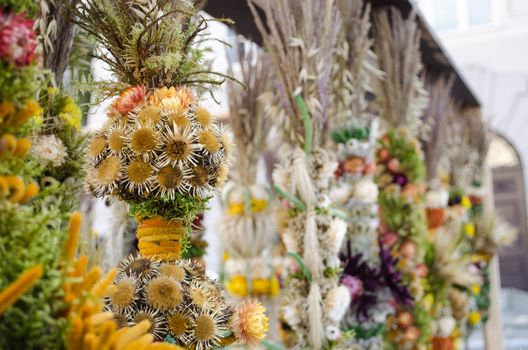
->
{"left": 124, "top": 158, "right": 155, "bottom": 195}
{"left": 31, "top": 134, "right": 68, "bottom": 167}
{"left": 126, "top": 122, "right": 160, "bottom": 161}
{"left": 189, "top": 308, "right": 229, "bottom": 350}
{"left": 105, "top": 120, "right": 130, "bottom": 158}
{"left": 153, "top": 164, "right": 191, "bottom": 199}
{"left": 188, "top": 164, "right": 214, "bottom": 198}
{"left": 158, "top": 123, "right": 201, "bottom": 168}
{"left": 131, "top": 306, "right": 168, "bottom": 340}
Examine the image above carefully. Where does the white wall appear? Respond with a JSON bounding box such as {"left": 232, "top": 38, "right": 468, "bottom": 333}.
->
{"left": 417, "top": 0, "right": 528, "bottom": 189}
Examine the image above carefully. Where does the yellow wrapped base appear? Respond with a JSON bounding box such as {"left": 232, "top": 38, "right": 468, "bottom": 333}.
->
{"left": 137, "top": 217, "right": 185, "bottom": 260}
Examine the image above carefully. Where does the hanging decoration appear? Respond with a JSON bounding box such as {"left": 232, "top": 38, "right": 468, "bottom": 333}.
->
{"left": 220, "top": 37, "right": 280, "bottom": 302}
{"left": 372, "top": 8, "right": 432, "bottom": 350}
{"left": 249, "top": 1, "right": 351, "bottom": 349}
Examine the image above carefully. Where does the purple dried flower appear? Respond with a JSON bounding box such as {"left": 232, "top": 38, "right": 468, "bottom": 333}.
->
{"left": 378, "top": 240, "right": 414, "bottom": 306}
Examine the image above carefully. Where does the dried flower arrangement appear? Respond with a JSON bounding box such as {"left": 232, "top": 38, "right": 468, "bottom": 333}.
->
{"left": 73, "top": 0, "right": 268, "bottom": 347}
{"left": 329, "top": 1, "right": 396, "bottom": 348}
{"left": 0, "top": 4, "right": 70, "bottom": 347}
{"left": 219, "top": 36, "right": 280, "bottom": 302}
{"left": 372, "top": 8, "right": 433, "bottom": 350}
{"left": 249, "top": 0, "right": 352, "bottom": 349}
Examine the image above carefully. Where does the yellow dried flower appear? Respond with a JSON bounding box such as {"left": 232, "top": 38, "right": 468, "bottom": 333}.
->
{"left": 226, "top": 275, "right": 248, "bottom": 297}
{"left": 468, "top": 311, "right": 481, "bottom": 325}
{"left": 145, "top": 276, "right": 183, "bottom": 311}
{"left": 231, "top": 300, "right": 269, "bottom": 346}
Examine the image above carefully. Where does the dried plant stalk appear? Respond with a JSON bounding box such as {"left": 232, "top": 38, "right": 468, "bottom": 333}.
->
{"left": 372, "top": 7, "right": 429, "bottom": 134}
{"left": 248, "top": 0, "right": 341, "bottom": 147}
{"left": 422, "top": 75, "right": 457, "bottom": 181}
{"left": 334, "top": 0, "right": 381, "bottom": 124}
{"left": 226, "top": 37, "right": 273, "bottom": 185}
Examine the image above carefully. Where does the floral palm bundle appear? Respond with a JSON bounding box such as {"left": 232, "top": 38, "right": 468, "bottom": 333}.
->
{"left": 0, "top": 3, "right": 70, "bottom": 347}
{"left": 220, "top": 38, "right": 280, "bottom": 301}
{"left": 372, "top": 8, "right": 432, "bottom": 350}
{"left": 249, "top": 1, "right": 352, "bottom": 349}
{"left": 330, "top": 1, "right": 397, "bottom": 348}
{"left": 74, "top": 0, "right": 268, "bottom": 348}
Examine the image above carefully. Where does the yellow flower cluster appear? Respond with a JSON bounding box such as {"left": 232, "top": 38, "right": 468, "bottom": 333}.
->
{"left": 226, "top": 275, "right": 280, "bottom": 297}
{"left": 60, "top": 96, "right": 82, "bottom": 131}
{"left": 468, "top": 311, "right": 481, "bottom": 326}
{"left": 0, "top": 175, "right": 39, "bottom": 204}
{"left": 464, "top": 222, "right": 475, "bottom": 238}
{"left": 0, "top": 100, "right": 41, "bottom": 127}
{"left": 226, "top": 198, "right": 268, "bottom": 216}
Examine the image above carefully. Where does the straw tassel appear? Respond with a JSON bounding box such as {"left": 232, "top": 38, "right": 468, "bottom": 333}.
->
{"left": 293, "top": 148, "right": 317, "bottom": 205}
{"left": 303, "top": 209, "right": 322, "bottom": 281}
{"left": 307, "top": 283, "right": 324, "bottom": 350}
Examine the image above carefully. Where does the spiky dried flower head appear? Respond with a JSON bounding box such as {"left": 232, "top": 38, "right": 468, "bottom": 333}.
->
{"left": 199, "top": 129, "right": 220, "bottom": 154}
{"left": 159, "top": 263, "right": 186, "bottom": 281}
{"left": 137, "top": 105, "right": 162, "bottom": 124}
{"left": 129, "top": 126, "right": 159, "bottom": 157}
{"left": 195, "top": 106, "right": 213, "bottom": 128}
{"left": 94, "top": 156, "right": 121, "bottom": 187}
{"left": 231, "top": 300, "right": 269, "bottom": 346}
{"left": 189, "top": 281, "right": 213, "bottom": 309}
{"left": 168, "top": 310, "right": 191, "bottom": 337}
{"left": 88, "top": 135, "right": 107, "bottom": 159}
{"left": 109, "top": 276, "right": 137, "bottom": 310}
{"left": 133, "top": 307, "right": 167, "bottom": 340}
{"left": 107, "top": 127, "right": 126, "bottom": 154}
{"left": 84, "top": 86, "right": 233, "bottom": 201}
{"left": 118, "top": 255, "right": 160, "bottom": 280}
{"left": 126, "top": 159, "right": 153, "bottom": 194}
{"left": 145, "top": 276, "right": 183, "bottom": 311}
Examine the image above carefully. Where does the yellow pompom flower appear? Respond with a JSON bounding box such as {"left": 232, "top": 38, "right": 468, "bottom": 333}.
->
{"left": 226, "top": 275, "right": 248, "bottom": 297}
{"left": 464, "top": 222, "right": 475, "bottom": 238}
{"left": 252, "top": 278, "right": 270, "bottom": 295}
{"left": 461, "top": 196, "right": 472, "bottom": 209}
{"left": 468, "top": 311, "right": 481, "bottom": 325}
{"left": 471, "top": 284, "right": 481, "bottom": 295}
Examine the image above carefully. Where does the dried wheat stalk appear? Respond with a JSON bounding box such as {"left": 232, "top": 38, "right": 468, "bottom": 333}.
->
{"left": 372, "top": 7, "right": 429, "bottom": 134}
{"left": 226, "top": 36, "right": 273, "bottom": 185}
{"left": 248, "top": 0, "right": 341, "bottom": 147}
{"left": 334, "top": 0, "right": 381, "bottom": 125}
{"left": 422, "top": 75, "right": 457, "bottom": 181}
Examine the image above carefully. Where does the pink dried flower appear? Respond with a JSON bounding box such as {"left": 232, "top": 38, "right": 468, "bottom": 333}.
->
{"left": 0, "top": 10, "right": 37, "bottom": 66}
{"left": 113, "top": 85, "right": 146, "bottom": 115}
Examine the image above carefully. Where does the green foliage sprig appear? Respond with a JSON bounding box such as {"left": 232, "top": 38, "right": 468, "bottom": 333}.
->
{"left": 70, "top": 0, "right": 236, "bottom": 96}
{"left": 0, "top": 0, "right": 37, "bottom": 16}
{"left": 0, "top": 62, "right": 43, "bottom": 109}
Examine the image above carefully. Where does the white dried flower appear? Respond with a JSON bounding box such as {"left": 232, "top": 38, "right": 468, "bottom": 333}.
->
{"left": 328, "top": 218, "right": 347, "bottom": 255}
{"left": 31, "top": 134, "right": 68, "bottom": 167}
{"left": 324, "top": 285, "right": 351, "bottom": 323}
{"left": 282, "top": 304, "right": 301, "bottom": 326}
{"left": 353, "top": 178, "right": 378, "bottom": 203}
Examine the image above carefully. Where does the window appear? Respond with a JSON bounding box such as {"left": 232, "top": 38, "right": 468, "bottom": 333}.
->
{"left": 467, "top": 0, "right": 492, "bottom": 25}
{"left": 419, "top": 0, "right": 497, "bottom": 32}
{"left": 432, "top": 0, "right": 459, "bottom": 31}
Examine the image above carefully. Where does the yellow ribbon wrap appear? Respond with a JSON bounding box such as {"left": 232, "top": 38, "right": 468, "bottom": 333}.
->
{"left": 137, "top": 217, "right": 185, "bottom": 261}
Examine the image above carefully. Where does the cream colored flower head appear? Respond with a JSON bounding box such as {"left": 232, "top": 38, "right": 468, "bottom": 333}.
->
{"left": 85, "top": 85, "right": 233, "bottom": 200}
